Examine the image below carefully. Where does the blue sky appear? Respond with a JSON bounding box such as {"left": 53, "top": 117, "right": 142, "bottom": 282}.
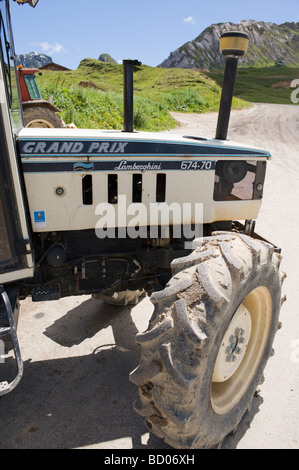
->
{"left": 10, "top": 0, "right": 298, "bottom": 69}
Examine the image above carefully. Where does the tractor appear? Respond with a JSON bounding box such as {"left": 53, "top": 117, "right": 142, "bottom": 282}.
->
{"left": 0, "top": 0, "right": 285, "bottom": 449}
{"left": 17, "top": 64, "right": 64, "bottom": 128}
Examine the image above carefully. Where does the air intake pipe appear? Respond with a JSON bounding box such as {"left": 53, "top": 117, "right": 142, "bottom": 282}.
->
{"left": 215, "top": 31, "right": 249, "bottom": 140}
{"left": 123, "top": 59, "right": 141, "bottom": 132}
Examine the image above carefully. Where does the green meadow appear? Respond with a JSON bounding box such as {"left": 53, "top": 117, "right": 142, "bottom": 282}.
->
{"left": 36, "top": 59, "right": 298, "bottom": 131}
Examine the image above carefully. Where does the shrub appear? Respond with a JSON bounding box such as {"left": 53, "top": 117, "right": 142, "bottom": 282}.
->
{"left": 38, "top": 82, "right": 176, "bottom": 131}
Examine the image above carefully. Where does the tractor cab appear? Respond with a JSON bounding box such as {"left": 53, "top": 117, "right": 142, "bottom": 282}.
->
{"left": 17, "top": 65, "right": 42, "bottom": 102}
{"left": 0, "top": 0, "right": 34, "bottom": 395}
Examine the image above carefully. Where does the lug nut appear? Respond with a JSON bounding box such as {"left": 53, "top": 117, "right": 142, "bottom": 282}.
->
{"left": 226, "top": 354, "right": 237, "bottom": 363}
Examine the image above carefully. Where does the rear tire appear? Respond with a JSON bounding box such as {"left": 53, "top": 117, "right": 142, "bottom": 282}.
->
{"left": 130, "top": 232, "right": 285, "bottom": 448}
{"left": 23, "top": 105, "right": 64, "bottom": 128}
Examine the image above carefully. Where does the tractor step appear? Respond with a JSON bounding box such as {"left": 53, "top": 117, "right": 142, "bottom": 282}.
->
{"left": 0, "top": 285, "right": 23, "bottom": 397}
{"left": 0, "top": 326, "right": 11, "bottom": 337}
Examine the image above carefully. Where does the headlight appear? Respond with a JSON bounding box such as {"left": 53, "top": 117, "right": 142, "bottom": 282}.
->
{"left": 215, "top": 160, "right": 248, "bottom": 184}
{"left": 214, "top": 160, "right": 266, "bottom": 201}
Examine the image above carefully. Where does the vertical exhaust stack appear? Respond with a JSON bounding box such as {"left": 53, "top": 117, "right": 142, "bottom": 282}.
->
{"left": 215, "top": 31, "right": 249, "bottom": 140}
{"left": 123, "top": 59, "right": 141, "bottom": 133}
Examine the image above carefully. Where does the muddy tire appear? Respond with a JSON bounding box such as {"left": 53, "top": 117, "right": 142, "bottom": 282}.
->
{"left": 23, "top": 105, "right": 64, "bottom": 128}
{"left": 130, "top": 232, "right": 286, "bottom": 449}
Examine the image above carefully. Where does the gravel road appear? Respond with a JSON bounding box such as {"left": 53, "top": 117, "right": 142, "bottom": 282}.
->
{"left": 0, "top": 103, "right": 298, "bottom": 449}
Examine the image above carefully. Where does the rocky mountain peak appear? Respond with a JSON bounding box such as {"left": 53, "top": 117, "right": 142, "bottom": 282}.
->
{"left": 98, "top": 53, "right": 117, "bottom": 64}
{"left": 16, "top": 51, "right": 53, "bottom": 68}
{"left": 160, "top": 20, "right": 299, "bottom": 70}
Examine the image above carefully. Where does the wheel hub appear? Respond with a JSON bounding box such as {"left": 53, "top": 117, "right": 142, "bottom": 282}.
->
{"left": 225, "top": 326, "right": 246, "bottom": 363}
{"left": 212, "top": 304, "right": 251, "bottom": 383}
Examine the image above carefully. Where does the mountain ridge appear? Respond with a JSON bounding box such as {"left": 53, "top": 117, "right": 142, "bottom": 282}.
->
{"left": 16, "top": 51, "right": 53, "bottom": 68}
{"left": 16, "top": 20, "right": 299, "bottom": 72}
{"left": 159, "top": 20, "right": 299, "bottom": 70}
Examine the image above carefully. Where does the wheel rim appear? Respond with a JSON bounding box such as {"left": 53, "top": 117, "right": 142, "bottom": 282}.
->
{"left": 212, "top": 303, "right": 252, "bottom": 383}
{"left": 211, "top": 286, "right": 272, "bottom": 415}
{"left": 25, "top": 119, "right": 54, "bottom": 128}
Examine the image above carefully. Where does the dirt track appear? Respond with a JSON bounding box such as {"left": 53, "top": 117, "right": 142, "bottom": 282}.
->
{"left": 0, "top": 103, "right": 298, "bottom": 449}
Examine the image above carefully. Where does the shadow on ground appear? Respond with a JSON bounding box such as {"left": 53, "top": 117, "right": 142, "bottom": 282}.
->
{"left": 0, "top": 297, "right": 262, "bottom": 449}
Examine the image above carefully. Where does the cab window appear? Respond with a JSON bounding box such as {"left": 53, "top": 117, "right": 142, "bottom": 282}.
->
{"left": 0, "top": 1, "right": 23, "bottom": 131}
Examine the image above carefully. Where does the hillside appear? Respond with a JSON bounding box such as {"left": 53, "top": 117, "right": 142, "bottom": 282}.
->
{"left": 36, "top": 56, "right": 299, "bottom": 132}
{"left": 210, "top": 65, "right": 299, "bottom": 104}
{"left": 36, "top": 60, "right": 248, "bottom": 130}
{"left": 160, "top": 20, "right": 299, "bottom": 70}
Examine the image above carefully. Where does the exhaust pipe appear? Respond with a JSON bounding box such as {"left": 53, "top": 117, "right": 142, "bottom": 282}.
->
{"left": 123, "top": 59, "right": 141, "bottom": 132}
{"left": 215, "top": 31, "right": 249, "bottom": 140}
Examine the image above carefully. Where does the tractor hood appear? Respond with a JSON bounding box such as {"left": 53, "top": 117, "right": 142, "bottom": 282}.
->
{"left": 17, "top": 127, "right": 272, "bottom": 160}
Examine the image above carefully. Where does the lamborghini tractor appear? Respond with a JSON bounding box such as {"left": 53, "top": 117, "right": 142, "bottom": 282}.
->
{"left": 0, "top": 0, "right": 285, "bottom": 449}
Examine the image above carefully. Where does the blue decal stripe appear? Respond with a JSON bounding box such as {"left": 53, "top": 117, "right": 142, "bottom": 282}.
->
{"left": 22, "top": 160, "right": 216, "bottom": 173}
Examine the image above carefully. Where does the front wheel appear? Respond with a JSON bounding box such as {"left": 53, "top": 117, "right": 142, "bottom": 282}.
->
{"left": 130, "top": 232, "right": 286, "bottom": 449}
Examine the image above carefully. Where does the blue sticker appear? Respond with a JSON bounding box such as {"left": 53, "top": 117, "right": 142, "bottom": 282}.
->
{"left": 34, "top": 211, "right": 46, "bottom": 223}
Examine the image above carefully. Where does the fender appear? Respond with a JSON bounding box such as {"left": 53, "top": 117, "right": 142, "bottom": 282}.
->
{"left": 21, "top": 100, "right": 62, "bottom": 113}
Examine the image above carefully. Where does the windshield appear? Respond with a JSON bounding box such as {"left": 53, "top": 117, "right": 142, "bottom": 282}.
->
{"left": 0, "top": 0, "right": 23, "bottom": 131}
{"left": 24, "top": 74, "right": 42, "bottom": 100}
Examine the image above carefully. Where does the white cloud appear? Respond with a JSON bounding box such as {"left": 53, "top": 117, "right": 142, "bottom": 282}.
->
{"left": 183, "top": 16, "right": 196, "bottom": 24}
{"left": 31, "top": 41, "right": 67, "bottom": 55}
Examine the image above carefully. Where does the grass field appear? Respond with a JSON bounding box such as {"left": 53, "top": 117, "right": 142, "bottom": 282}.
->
{"left": 36, "top": 60, "right": 298, "bottom": 131}
{"left": 210, "top": 65, "right": 299, "bottom": 104}
{"left": 36, "top": 60, "right": 248, "bottom": 131}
